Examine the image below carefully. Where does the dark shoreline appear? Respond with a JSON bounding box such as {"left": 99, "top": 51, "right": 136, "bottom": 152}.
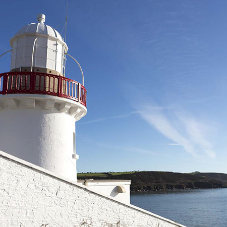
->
{"left": 131, "top": 187, "right": 227, "bottom": 194}
{"left": 78, "top": 171, "right": 227, "bottom": 193}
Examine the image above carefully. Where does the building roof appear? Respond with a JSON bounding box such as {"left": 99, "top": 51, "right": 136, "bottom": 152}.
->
{"left": 15, "top": 22, "right": 63, "bottom": 41}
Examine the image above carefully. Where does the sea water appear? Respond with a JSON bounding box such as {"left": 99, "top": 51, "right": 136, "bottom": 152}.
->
{"left": 131, "top": 188, "right": 227, "bottom": 227}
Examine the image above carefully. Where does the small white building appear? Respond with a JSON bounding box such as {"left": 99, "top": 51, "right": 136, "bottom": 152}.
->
{"left": 78, "top": 179, "right": 131, "bottom": 204}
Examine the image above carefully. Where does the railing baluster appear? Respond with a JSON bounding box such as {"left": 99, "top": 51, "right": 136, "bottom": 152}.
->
{"left": 73, "top": 82, "right": 75, "bottom": 98}
{"left": 58, "top": 76, "right": 62, "bottom": 97}
{"left": 10, "top": 75, "right": 12, "bottom": 90}
{"left": 78, "top": 83, "right": 81, "bottom": 103}
{"left": 77, "top": 82, "right": 79, "bottom": 102}
{"left": 20, "top": 74, "right": 22, "bottom": 91}
{"left": 44, "top": 75, "right": 46, "bottom": 92}
{"left": 68, "top": 81, "right": 71, "bottom": 97}
{"left": 48, "top": 75, "right": 50, "bottom": 93}
{"left": 81, "top": 88, "right": 83, "bottom": 103}
{"left": 3, "top": 74, "right": 8, "bottom": 95}
{"left": 15, "top": 74, "right": 18, "bottom": 90}
{"left": 25, "top": 74, "right": 27, "bottom": 91}
{"left": 53, "top": 77, "right": 55, "bottom": 94}
{"left": 31, "top": 73, "right": 35, "bottom": 93}
{"left": 65, "top": 80, "right": 67, "bottom": 95}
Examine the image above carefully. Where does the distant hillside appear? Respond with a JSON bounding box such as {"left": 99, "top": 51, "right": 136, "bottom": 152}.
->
{"left": 77, "top": 171, "right": 227, "bottom": 191}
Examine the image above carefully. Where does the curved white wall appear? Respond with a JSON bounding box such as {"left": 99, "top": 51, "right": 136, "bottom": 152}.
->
{"left": 0, "top": 95, "right": 87, "bottom": 182}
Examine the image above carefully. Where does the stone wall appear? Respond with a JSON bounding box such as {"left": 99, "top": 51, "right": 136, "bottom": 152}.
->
{"left": 0, "top": 151, "right": 186, "bottom": 227}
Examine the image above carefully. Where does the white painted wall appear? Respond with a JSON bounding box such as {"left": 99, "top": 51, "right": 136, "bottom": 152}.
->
{"left": 78, "top": 180, "right": 131, "bottom": 204}
{"left": 0, "top": 94, "right": 87, "bottom": 182}
{"left": 0, "top": 150, "right": 186, "bottom": 227}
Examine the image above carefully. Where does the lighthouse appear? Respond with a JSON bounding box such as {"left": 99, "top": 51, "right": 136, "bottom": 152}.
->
{"left": 0, "top": 14, "right": 87, "bottom": 182}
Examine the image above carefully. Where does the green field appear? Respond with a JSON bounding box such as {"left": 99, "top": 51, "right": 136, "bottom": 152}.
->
{"left": 77, "top": 171, "right": 136, "bottom": 178}
{"left": 77, "top": 173, "right": 108, "bottom": 178}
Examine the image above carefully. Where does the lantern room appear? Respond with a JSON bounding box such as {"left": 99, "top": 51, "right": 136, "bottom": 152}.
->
{"left": 10, "top": 14, "right": 68, "bottom": 76}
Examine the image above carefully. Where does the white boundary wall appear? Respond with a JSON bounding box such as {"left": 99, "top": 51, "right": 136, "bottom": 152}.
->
{"left": 0, "top": 151, "right": 186, "bottom": 227}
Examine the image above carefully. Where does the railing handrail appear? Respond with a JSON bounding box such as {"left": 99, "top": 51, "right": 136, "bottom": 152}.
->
{"left": 0, "top": 72, "right": 87, "bottom": 107}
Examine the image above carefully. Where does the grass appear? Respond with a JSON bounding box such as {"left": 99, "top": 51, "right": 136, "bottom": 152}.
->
{"left": 77, "top": 173, "right": 108, "bottom": 178}
{"left": 110, "top": 171, "right": 135, "bottom": 175}
{"left": 77, "top": 171, "right": 136, "bottom": 178}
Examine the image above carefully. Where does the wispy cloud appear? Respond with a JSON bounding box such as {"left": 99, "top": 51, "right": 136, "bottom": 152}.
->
{"left": 79, "top": 111, "right": 139, "bottom": 125}
{"left": 133, "top": 102, "right": 216, "bottom": 158}
{"left": 168, "top": 143, "right": 181, "bottom": 146}
{"left": 177, "top": 113, "right": 216, "bottom": 158}
{"left": 125, "top": 147, "right": 160, "bottom": 156}
{"left": 138, "top": 105, "right": 197, "bottom": 156}
{"left": 95, "top": 142, "right": 162, "bottom": 156}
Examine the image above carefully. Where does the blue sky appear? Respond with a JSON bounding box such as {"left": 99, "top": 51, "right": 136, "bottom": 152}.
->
{"left": 1, "top": 0, "right": 227, "bottom": 173}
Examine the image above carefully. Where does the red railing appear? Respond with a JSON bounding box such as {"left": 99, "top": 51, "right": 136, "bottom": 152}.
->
{"left": 0, "top": 72, "right": 87, "bottom": 107}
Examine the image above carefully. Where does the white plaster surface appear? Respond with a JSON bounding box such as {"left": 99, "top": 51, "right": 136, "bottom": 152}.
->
{"left": 78, "top": 180, "right": 131, "bottom": 204}
{"left": 0, "top": 94, "right": 87, "bottom": 182}
{"left": 0, "top": 150, "right": 186, "bottom": 227}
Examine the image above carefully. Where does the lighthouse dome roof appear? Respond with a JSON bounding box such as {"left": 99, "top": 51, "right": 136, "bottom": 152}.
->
{"left": 15, "top": 23, "right": 63, "bottom": 41}
{"left": 11, "top": 14, "right": 64, "bottom": 44}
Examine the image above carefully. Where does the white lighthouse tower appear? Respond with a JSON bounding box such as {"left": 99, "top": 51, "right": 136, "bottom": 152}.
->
{"left": 0, "top": 14, "right": 87, "bottom": 182}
